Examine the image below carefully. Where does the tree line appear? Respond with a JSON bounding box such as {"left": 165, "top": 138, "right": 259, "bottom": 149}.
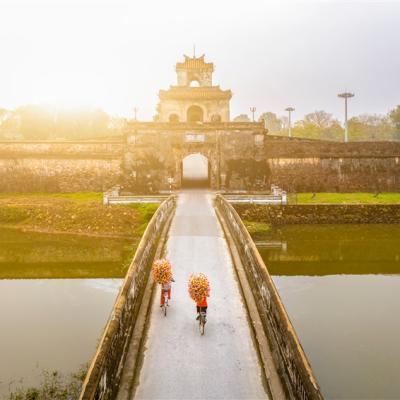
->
{"left": 0, "top": 105, "right": 126, "bottom": 140}
{"left": 1, "top": 104, "right": 400, "bottom": 141}
{"left": 234, "top": 105, "right": 400, "bottom": 141}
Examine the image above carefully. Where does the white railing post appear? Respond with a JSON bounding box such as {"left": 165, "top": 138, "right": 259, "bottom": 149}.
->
{"left": 111, "top": 186, "right": 120, "bottom": 197}
{"left": 103, "top": 192, "right": 110, "bottom": 205}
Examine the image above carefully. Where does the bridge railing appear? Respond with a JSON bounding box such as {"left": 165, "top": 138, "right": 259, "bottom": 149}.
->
{"left": 80, "top": 195, "right": 176, "bottom": 400}
{"left": 215, "top": 194, "right": 323, "bottom": 400}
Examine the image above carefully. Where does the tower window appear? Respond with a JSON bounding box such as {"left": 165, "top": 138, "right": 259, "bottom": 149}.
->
{"left": 187, "top": 105, "right": 204, "bottom": 122}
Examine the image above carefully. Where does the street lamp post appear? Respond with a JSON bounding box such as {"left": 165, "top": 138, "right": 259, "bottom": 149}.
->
{"left": 133, "top": 107, "right": 139, "bottom": 121}
{"left": 285, "top": 107, "right": 295, "bottom": 138}
{"left": 250, "top": 107, "right": 256, "bottom": 122}
{"left": 338, "top": 92, "right": 354, "bottom": 143}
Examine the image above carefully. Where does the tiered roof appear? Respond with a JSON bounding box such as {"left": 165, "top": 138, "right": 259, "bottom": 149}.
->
{"left": 176, "top": 55, "right": 214, "bottom": 71}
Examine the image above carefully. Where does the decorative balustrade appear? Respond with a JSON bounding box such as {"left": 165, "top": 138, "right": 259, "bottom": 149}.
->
{"left": 224, "top": 194, "right": 287, "bottom": 205}
{"left": 215, "top": 194, "right": 323, "bottom": 400}
{"left": 103, "top": 187, "right": 167, "bottom": 205}
{"left": 224, "top": 184, "right": 287, "bottom": 205}
{"left": 80, "top": 196, "right": 176, "bottom": 400}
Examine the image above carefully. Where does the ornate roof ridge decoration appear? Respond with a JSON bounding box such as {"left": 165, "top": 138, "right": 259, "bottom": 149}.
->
{"left": 176, "top": 54, "right": 214, "bottom": 71}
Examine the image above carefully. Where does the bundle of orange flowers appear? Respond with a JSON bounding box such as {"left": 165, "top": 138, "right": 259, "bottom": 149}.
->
{"left": 188, "top": 273, "right": 210, "bottom": 303}
{"left": 151, "top": 259, "right": 172, "bottom": 284}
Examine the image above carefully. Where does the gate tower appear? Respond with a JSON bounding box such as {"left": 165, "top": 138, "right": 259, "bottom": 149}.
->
{"left": 158, "top": 55, "right": 232, "bottom": 123}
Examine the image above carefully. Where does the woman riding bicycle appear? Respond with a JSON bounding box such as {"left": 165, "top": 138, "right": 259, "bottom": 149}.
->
{"left": 196, "top": 294, "right": 208, "bottom": 320}
{"left": 160, "top": 277, "right": 175, "bottom": 306}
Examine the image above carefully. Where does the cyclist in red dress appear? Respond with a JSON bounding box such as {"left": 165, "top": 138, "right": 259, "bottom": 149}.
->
{"left": 196, "top": 295, "right": 208, "bottom": 320}
{"left": 160, "top": 278, "right": 175, "bottom": 306}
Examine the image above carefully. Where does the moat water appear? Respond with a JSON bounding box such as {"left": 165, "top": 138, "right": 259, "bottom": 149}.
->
{"left": 2, "top": 225, "right": 400, "bottom": 398}
{"left": 256, "top": 224, "right": 400, "bottom": 399}
{"left": 0, "top": 228, "right": 131, "bottom": 398}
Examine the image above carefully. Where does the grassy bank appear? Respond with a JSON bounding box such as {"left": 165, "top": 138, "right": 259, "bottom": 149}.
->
{"left": 0, "top": 192, "right": 158, "bottom": 237}
{"left": 242, "top": 220, "right": 270, "bottom": 239}
{"left": 288, "top": 192, "right": 400, "bottom": 204}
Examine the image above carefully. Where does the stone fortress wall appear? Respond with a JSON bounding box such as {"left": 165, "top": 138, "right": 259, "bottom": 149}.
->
{"left": 264, "top": 137, "right": 400, "bottom": 192}
{"left": 0, "top": 141, "right": 124, "bottom": 192}
{"left": 0, "top": 135, "right": 399, "bottom": 193}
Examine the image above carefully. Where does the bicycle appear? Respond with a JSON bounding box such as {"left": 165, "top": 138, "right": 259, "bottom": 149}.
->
{"left": 198, "top": 311, "right": 207, "bottom": 335}
{"left": 161, "top": 290, "right": 169, "bottom": 317}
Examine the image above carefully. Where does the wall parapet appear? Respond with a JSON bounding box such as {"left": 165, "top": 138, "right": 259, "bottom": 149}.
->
{"left": 215, "top": 195, "right": 323, "bottom": 400}
{"left": 79, "top": 196, "right": 176, "bottom": 400}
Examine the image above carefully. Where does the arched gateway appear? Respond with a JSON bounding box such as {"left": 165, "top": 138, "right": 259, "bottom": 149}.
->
{"left": 124, "top": 54, "right": 269, "bottom": 192}
{"left": 181, "top": 153, "right": 210, "bottom": 187}
{"left": 186, "top": 106, "right": 204, "bottom": 123}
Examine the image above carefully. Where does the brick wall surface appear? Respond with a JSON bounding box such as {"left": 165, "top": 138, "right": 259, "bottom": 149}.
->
{"left": 234, "top": 203, "right": 400, "bottom": 224}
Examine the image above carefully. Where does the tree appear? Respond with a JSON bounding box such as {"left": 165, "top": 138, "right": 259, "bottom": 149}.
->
{"left": 233, "top": 114, "right": 250, "bottom": 122}
{"left": 91, "top": 108, "right": 110, "bottom": 138}
{"left": 0, "top": 110, "right": 21, "bottom": 139}
{"left": 17, "top": 105, "right": 53, "bottom": 140}
{"left": 51, "top": 107, "right": 112, "bottom": 140}
{"left": 389, "top": 105, "right": 400, "bottom": 130}
{"left": 348, "top": 113, "right": 394, "bottom": 141}
{"left": 108, "top": 116, "right": 127, "bottom": 135}
{"left": 0, "top": 108, "right": 7, "bottom": 120}
{"left": 303, "top": 110, "right": 337, "bottom": 129}
{"left": 258, "top": 112, "right": 282, "bottom": 133}
{"left": 293, "top": 110, "right": 343, "bottom": 140}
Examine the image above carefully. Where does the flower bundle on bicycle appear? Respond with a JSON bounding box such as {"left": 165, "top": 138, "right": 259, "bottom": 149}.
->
{"left": 188, "top": 273, "right": 210, "bottom": 330}
{"left": 151, "top": 259, "right": 173, "bottom": 284}
{"left": 152, "top": 259, "right": 174, "bottom": 308}
{"left": 188, "top": 273, "right": 210, "bottom": 303}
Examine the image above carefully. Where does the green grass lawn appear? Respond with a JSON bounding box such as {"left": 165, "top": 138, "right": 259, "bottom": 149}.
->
{"left": 243, "top": 220, "right": 270, "bottom": 237}
{"left": 0, "top": 191, "right": 103, "bottom": 201}
{"left": 288, "top": 192, "right": 400, "bottom": 204}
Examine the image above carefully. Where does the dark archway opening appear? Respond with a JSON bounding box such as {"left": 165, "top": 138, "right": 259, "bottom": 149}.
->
{"left": 187, "top": 105, "right": 204, "bottom": 123}
{"left": 181, "top": 154, "right": 210, "bottom": 188}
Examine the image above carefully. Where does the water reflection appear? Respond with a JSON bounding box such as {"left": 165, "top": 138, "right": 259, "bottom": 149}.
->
{"left": 0, "top": 279, "right": 123, "bottom": 397}
{"left": 256, "top": 224, "right": 400, "bottom": 399}
{"left": 0, "top": 228, "right": 134, "bottom": 279}
{"left": 0, "top": 228, "right": 130, "bottom": 397}
{"left": 258, "top": 224, "right": 400, "bottom": 276}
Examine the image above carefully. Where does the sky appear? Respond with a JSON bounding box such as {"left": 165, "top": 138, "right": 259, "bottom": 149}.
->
{"left": 0, "top": 0, "right": 399, "bottom": 123}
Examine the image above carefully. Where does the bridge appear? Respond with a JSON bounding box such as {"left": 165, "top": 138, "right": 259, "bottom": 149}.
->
{"left": 79, "top": 190, "right": 323, "bottom": 400}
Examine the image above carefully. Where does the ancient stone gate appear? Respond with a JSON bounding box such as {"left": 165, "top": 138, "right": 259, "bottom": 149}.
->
{"left": 123, "top": 121, "right": 269, "bottom": 192}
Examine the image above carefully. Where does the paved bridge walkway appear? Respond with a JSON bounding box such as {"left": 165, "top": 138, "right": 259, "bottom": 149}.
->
{"left": 121, "top": 190, "right": 269, "bottom": 399}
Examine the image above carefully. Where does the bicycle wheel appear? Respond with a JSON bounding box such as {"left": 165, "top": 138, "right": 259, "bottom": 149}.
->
{"left": 199, "top": 316, "right": 205, "bottom": 335}
{"left": 164, "top": 297, "right": 168, "bottom": 317}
